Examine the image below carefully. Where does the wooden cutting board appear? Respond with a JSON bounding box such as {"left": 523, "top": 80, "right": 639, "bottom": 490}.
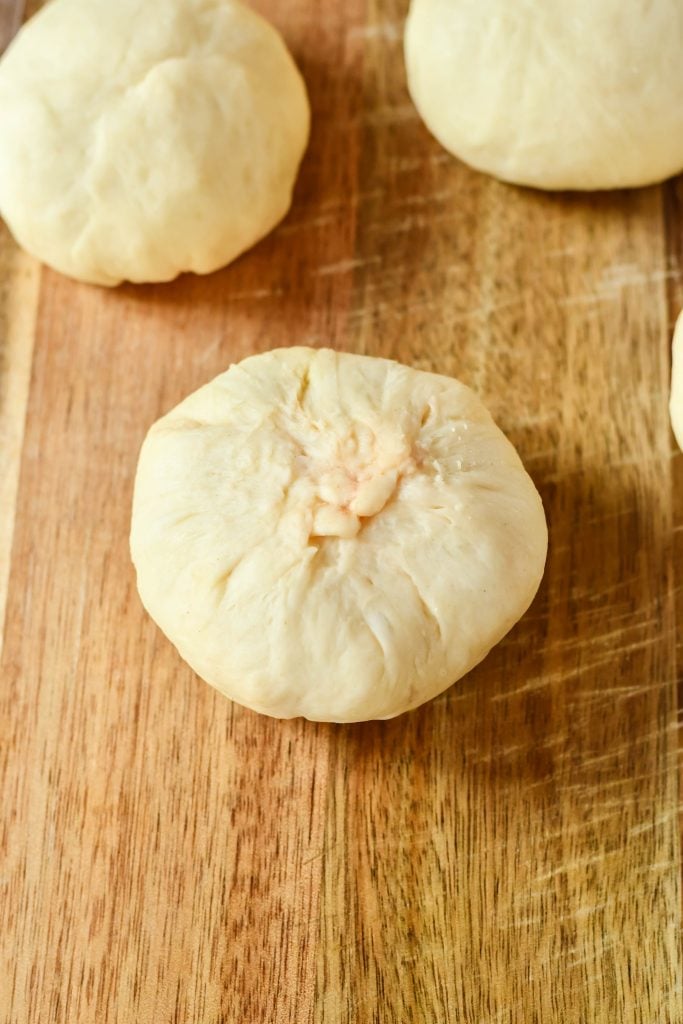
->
{"left": 1, "top": 2, "right": 681, "bottom": 1021}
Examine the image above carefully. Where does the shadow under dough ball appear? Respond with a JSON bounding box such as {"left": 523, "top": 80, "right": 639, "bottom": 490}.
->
{"left": 404, "top": 0, "right": 683, "bottom": 190}
{"left": 0, "top": 0, "right": 310, "bottom": 285}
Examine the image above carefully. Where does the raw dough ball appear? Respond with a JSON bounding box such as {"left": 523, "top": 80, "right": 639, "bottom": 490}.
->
{"left": 404, "top": 0, "right": 683, "bottom": 191}
{"left": 0, "top": 0, "right": 309, "bottom": 285}
{"left": 130, "top": 347, "right": 548, "bottom": 722}
{"left": 671, "top": 312, "right": 683, "bottom": 449}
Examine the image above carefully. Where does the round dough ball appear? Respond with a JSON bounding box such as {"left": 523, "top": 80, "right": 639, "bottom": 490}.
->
{"left": 130, "top": 347, "right": 548, "bottom": 722}
{"left": 0, "top": 0, "right": 309, "bottom": 285}
{"left": 404, "top": 0, "right": 683, "bottom": 191}
{"left": 671, "top": 312, "right": 683, "bottom": 449}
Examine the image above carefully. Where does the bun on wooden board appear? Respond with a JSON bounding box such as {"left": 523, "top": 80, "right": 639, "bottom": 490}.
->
{"left": 405, "top": 0, "right": 683, "bottom": 190}
{"left": 130, "top": 348, "right": 548, "bottom": 722}
{"left": 0, "top": 0, "right": 309, "bottom": 284}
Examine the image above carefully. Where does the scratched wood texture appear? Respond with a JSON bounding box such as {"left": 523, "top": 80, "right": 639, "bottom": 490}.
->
{"left": 1, "top": 1, "right": 681, "bottom": 1022}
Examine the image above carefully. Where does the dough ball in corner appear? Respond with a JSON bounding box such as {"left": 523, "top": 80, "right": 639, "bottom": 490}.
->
{"left": 404, "top": 0, "right": 683, "bottom": 191}
{"left": 0, "top": 0, "right": 310, "bottom": 285}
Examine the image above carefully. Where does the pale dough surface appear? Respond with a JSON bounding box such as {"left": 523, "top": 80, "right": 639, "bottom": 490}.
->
{"left": 130, "top": 347, "right": 548, "bottom": 722}
{"left": 0, "top": 0, "right": 309, "bottom": 284}
{"left": 405, "top": 0, "right": 683, "bottom": 191}
{"left": 671, "top": 312, "right": 683, "bottom": 450}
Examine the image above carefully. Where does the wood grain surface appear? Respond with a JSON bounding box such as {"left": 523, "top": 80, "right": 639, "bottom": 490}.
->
{"left": 0, "top": 0, "right": 24, "bottom": 53}
{"left": 1, "top": 2, "right": 681, "bottom": 1022}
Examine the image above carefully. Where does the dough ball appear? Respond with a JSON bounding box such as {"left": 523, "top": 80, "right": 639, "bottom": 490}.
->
{"left": 671, "top": 312, "right": 683, "bottom": 449}
{"left": 404, "top": 0, "right": 683, "bottom": 191}
{"left": 130, "top": 347, "right": 548, "bottom": 722}
{"left": 0, "top": 0, "right": 309, "bottom": 285}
